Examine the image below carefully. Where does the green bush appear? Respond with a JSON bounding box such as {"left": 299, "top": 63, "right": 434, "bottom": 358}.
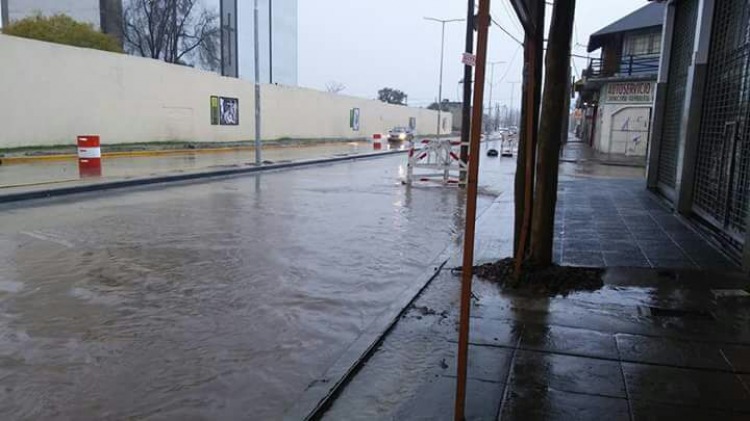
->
{"left": 2, "top": 14, "right": 122, "bottom": 53}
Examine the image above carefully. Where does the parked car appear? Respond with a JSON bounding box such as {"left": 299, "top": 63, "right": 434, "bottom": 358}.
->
{"left": 388, "top": 127, "right": 414, "bottom": 142}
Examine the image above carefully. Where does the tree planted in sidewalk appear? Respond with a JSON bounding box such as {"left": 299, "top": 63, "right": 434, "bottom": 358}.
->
{"left": 377, "top": 88, "right": 408, "bottom": 105}
{"left": 122, "top": 0, "right": 220, "bottom": 70}
{"left": 528, "top": 0, "right": 577, "bottom": 266}
{"left": 2, "top": 14, "right": 122, "bottom": 52}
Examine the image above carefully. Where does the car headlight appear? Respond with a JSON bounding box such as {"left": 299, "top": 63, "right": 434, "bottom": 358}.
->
{"left": 399, "top": 133, "right": 406, "bottom": 139}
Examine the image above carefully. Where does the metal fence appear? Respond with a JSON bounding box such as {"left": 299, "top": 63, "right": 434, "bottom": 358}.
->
{"left": 587, "top": 55, "right": 660, "bottom": 78}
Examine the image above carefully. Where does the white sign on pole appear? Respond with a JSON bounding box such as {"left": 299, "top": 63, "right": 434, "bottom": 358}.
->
{"left": 462, "top": 53, "right": 477, "bottom": 67}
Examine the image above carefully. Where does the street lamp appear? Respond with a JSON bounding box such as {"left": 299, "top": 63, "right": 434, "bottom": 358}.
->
{"left": 486, "top": 61, "right": 505, "bottom": 133}
{"left": 507, "top": 81, "right": 520, "bottom": 127}
{"left": 424, "top": 17, "right": 464, "bottom": 137}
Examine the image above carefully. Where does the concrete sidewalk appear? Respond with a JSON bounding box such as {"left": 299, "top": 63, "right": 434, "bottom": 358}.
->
{"left": 322, "top": 176, "right": 749, "bottom": 419}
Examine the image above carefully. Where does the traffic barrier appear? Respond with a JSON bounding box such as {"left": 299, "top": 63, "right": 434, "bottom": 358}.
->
{"left": 77, "top": 135, "right": 102, "bottom": 178}
{"left": 405, "top": 138, "right": 466, "bottom": 186}
{"left": 372, "top": 133, "right": 383, "bottom": 150}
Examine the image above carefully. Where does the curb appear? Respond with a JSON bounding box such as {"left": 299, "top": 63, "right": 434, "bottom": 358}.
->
{"left": 284, "top": 246, "right": 456, "bottom": 421}
{"left": 0, "top": 142, "right": 371, "bottom": 165}
{"left": 283, "top": 197, "right": 501, "bottom": 421}
{"left": 0, "top": 149, "right": 406, "bottom": 204}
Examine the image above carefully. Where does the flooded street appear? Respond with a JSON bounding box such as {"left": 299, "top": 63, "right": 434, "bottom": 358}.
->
{"left": 0, "top": 141, "right": 512, "bottom": 419}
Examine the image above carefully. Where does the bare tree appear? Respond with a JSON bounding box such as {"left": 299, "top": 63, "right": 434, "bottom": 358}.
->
{"left": 123, "top": 0, "right": 220, "bottom": 71}
{"left": 325, "top": 81, "right": 346, "bottom": 94}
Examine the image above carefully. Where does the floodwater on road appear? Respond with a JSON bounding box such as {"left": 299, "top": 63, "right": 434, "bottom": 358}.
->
{"left": 0, "top": 143, "right": 512, "bottom": 419}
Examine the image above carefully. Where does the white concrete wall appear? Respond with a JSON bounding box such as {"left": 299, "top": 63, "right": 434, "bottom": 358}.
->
{"left": 0, "top": 34, "right": 448, "bottom": 148}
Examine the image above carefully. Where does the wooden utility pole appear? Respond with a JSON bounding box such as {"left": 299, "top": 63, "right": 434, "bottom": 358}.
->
{"left": 459, "top": 0, "right": 475, "bottom": 182}
{"left": 454, "top": 0, "right": 491, "bottom": 419}
{"left": 529, "top": 0, "right": 577, "bottom": 266}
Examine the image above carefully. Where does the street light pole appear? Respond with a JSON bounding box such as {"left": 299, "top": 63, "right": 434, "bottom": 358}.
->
{"left": 425, "top": 17, "right": 463, "bottom": 137}
{"left": 487, "top": 61, "right": 505, "bottom": 133}
{"left": 269, "top": 0, "right": 273, "bottom": 84}
{"left": 508, "top": 81, "right": 520, "bottom": 126}
{"left": 254, "top": 0, "right": 262, "bottom": 165}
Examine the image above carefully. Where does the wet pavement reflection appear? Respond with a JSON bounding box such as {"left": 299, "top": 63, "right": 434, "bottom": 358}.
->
{"left": 0, "top": 141, "right": 396, "bottom": 189}
{"left": 0, "top": 141, "right": 513, "bottom": 419}
{"left": 324, "top": 194, "right": 750, "bottom": 420}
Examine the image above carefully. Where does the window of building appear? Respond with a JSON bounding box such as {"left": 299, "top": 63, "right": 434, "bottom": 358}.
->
{"left": 624, "top": 32, "right": 662, "bottom": 56}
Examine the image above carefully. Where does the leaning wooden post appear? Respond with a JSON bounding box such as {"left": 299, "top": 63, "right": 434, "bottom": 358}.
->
{"left": 454, "top": 0, "right": 491, "bottom": 419}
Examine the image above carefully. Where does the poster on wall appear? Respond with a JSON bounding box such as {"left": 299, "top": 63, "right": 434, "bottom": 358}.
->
{"left": 350, "top": 108, "right": 361, "bottom": 131}
{"left": 210, "top": 96, "right": 239, "bottom": 125}
{"left": 220, "top": 97, "right": 239, "bottom": 125}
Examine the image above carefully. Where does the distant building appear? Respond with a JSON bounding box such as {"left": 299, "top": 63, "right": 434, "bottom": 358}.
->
{"left": 220, "top": 0, "right": 298, "bottom": 86}
{"left": 1, "top": 0, "right": 123, "bottom": 45}
{"left": 577, "top": 3, "right": 665, "bottom": 158}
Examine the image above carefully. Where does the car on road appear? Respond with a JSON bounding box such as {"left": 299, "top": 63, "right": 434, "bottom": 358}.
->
{"left": 388, "top": 127, "right": 414, "bottom": 142}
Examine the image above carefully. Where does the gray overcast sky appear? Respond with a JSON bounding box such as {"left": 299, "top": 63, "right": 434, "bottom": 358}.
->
{"left": 298, "top": 0, "right": 650, "bottom": 108}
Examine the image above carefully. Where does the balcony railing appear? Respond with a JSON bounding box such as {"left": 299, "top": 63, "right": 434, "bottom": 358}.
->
{"left": 587, "top": 54, "right": 660, "bottom": 78}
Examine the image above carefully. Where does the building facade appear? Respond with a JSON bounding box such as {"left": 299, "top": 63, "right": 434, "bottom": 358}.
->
{"left": 647, "top": 0, "right": 750, "bottom": 267}
{"left": 578, "top": 3, "right": 664, "bottom": 159}
{"left": 221, "top": 0, "right": 298, "bottom": 86}
{"left": 1, "top": 0, "right": 123, "bottom": 43}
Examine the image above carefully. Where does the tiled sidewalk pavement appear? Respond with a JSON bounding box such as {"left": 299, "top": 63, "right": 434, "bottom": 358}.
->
{"left": 324, "top": 191, "right": 750, "bottom": 420}
{"left": 554, "top": 178, "right": 734, "bottom": 269}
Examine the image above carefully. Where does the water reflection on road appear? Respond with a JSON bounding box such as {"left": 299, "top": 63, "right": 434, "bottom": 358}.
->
{"left": 0, "top": 143, "right": 513, "bottom": 419}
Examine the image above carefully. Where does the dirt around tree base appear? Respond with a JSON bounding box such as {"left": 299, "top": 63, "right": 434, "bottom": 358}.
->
{"left": 472, "top": 258, "right": 605, "bottom": 297}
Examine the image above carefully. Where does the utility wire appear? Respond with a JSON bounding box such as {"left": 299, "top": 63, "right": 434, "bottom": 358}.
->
{"left": 499, "top": 0, "right": 524, "bottom": 35}
{"left": 498, "top": 44, "right": 522, "bottom": 84}
{"left": 491, "top": 17, "right": 523, "bottom": 45}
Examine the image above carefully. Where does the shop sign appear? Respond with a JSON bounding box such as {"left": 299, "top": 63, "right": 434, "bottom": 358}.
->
{"left": 606, "top": 82, "right": 654, "bottom": 103}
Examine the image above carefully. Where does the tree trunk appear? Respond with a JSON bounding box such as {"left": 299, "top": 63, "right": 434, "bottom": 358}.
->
{"left": 513, "top": 5, "right": 545, "bottom": 256}
{"left": 513, "top": 0, "right": 545, "bottom": 258}
{"left": 529, "top": 0, "right": 576, "bottom": 266}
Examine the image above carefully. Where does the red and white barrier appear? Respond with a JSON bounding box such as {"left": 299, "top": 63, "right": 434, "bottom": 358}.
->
{"left": 372, "top": 133, "right": 383, "bottom": 150}
{"left": 405, "top": 138, "right": 466, "bottom": 186}
{"left": 77, "top": 135, "right": 102, "bottom": 178}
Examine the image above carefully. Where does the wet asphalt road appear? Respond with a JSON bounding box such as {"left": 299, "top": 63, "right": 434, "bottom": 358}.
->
{"left": 0, "top": 140, "right": 512, "bottom": 419}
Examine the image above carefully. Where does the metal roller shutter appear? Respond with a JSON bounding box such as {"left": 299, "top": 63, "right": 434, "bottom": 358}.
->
{"left": 693, "top": 0, "right": 750, "bottom": 247}
{"left": 657, "top": 0, "right": 699, "bottom": 196}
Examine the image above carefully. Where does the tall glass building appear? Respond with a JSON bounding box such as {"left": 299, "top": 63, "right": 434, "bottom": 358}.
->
{"left": 222, "top": 0, "right": 298, "bottom": 86}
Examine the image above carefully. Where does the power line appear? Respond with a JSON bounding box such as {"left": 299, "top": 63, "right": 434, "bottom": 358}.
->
{"left": 491, "top": 17, "right": 523, "bottom": 45}
{"left": 499, "top": 0, "right": 524, "bottom": 35}
{"left": 498, "top": 44, "right": 522, "bottom": 84}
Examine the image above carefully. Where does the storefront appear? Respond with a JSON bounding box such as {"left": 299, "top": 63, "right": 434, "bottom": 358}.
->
{"left": 594, "top": 81, "right": 655, "bottom": 157}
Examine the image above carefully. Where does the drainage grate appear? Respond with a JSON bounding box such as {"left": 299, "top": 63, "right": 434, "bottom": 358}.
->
{"left": 647, "top": 306, "right": 715, "bottom": 320}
